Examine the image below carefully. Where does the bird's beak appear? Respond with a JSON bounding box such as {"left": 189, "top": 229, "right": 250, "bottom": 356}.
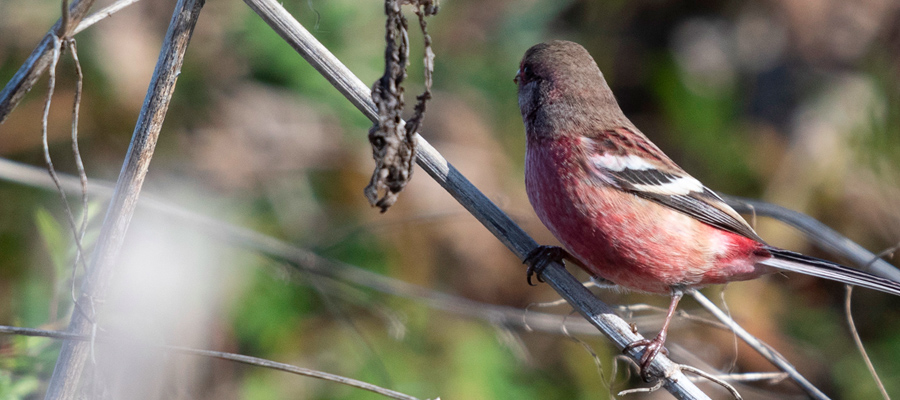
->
{"left": 513, "top": 68, "right": 521, "bottom": 85}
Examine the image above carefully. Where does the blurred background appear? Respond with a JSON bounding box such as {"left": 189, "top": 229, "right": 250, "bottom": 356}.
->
{"left": 1, "top": 0, "right": 900, "bottom": 398}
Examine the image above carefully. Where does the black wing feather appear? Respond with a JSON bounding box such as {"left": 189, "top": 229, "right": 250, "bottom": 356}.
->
{"left": 600, "top": 168, "right": 765, "bottom": 242}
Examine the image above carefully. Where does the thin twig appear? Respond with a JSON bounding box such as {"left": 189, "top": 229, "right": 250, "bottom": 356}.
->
{"left": 844, "top": 244, "right": 898, "bottom": 400}
{"left": 61, "top": 0, "right": 71, "bottom": 33}
{"left": 719, "top": 288, "right": 740, "bottom": 374}
{"left": 39, "top": 34, "right": 92, "bottom": 319}
{"left": 690, "top": 372, "right": 788, "bottom": 384}
{"left": 73, "top": 0, "right": 141, "bottom": 35}
{"left": 612, "top": 303, "right": 730, "bottom": 331}
{"left": 0, "top": 325, "right": 422, "bottom": 400}
{"left": 0, "top": 0, "right": 138, "bottom": 125}
{"left": 65, "top": 38, "right": 90, "bottom": 307}
{"left": 844, "top": 286, "right": 889, "bottom": 400}
{"left": 689, "top": 289, "right": 829, "bottom": 400}
{"left": 679, "top": 365, "right": 742, "bottom": 400}
{"left": 44, "top": 0, "right": 206, "bottom": 398}
{"left": 0, "top": 0, "right": 96, "bottom": 124}
{"left": 558, "top": 311, "right": 610, "bottom": 389}
{"left": 179, "top": 348, "right": 421, "bottom": 400}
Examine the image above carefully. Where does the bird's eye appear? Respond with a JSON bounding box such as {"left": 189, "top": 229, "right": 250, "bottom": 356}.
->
{"left": 515, "top": 65, "right": 537, "bottom": 85}
{"left": 524, "top": 66, "right": 535, "bottom": 80}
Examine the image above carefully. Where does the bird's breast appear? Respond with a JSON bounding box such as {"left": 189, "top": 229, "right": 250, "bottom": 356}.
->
{"left": 525, "top": 137, "right": 766, "bottom": 293}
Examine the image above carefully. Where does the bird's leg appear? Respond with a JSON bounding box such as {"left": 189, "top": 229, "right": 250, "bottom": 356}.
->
{"left": 523, "top": 245, "right": 570, "bottom": 286}
{"left": 623, "top": 289, "right": 684, "bottom": 381}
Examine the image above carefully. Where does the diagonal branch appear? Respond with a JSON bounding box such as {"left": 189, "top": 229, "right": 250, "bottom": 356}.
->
{"left": 0, "top": 0, "right": 95, "bottom": 124}
{"left": 689, "top": 291, "right": 828, "bottom": 400}
{"left": 43, "top": 0, "right": 206, "bottom": 398}
{"left": 73, "top": 0, "right": 141, "bottom": 35}
{"left": 242, "top": 0, "right": 708, "bottom": 398}
{"left": 0, "top": 0, "right": 140, "bottom": 125}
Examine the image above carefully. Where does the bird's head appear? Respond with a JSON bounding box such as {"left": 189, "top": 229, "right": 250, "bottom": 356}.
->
{"left": 515, "top": 40, "right": 627, "bottom": 139}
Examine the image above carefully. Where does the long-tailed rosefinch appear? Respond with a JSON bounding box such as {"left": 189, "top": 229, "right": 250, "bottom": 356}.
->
{"left": 515, "top": 40, "right": 900, "bottom": 377}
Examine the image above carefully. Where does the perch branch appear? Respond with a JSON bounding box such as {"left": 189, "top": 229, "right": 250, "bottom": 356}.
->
{"left": 242, "top": 0, "right": 708, "bottom": 397}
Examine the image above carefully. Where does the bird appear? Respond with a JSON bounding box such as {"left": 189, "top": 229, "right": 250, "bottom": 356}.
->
{"left": 514, "top": 40, "right": 900, "bottom": 379}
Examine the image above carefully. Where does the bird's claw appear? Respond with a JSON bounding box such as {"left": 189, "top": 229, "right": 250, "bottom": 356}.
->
{"left": 623, "top": 335, "right": 670, "bottom": 381}
{"left": 524, "top": 245, "right": 566, "bottom": 286}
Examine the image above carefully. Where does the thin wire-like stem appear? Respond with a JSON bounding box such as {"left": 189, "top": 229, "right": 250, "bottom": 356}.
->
{"left": 39, "top": 35, "right": 92, "bottom": 310}
{"left": 40, "top": 35, "right": 62, "bottom": 206}
{"left": 679, "top": 365, "right": 742, "bottom": 400}
{"left": 0, "top": 325, "right": 421, "bottom": 400}
{"left": 717, "top": 288, "right": 740, "bottom": 374}
{"left": 66, "top": 38, "right": 90, "bottom": 306}
{"left": 844, "top": 286, "right": 890, "bottom": 400}
{"left": 844, "top": 244, "right": 898, "bottom": 400}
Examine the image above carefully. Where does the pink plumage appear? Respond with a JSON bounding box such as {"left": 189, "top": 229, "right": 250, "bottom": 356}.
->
{"left": 525, "top": 134, "right": 769, "bottom": 294}
{"left": 515, "top": 40, "right": 900, "bottom": 378}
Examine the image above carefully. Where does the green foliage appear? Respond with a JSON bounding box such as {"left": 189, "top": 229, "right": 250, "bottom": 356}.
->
{"left": 34, "top": 208, "right": 67, "bottom": 278}
{"left": 0, "top": 371, "right": 41, "bottom": 400}
{"left": 854, "top": 52, "right": 900, "bottom": 177}
{"left": 233, "top": 1, "right": 377, "bottom": 131}
{"left": 0, "top": 334, "right": 58, "bottom": 399}
{"left": 652, "top": 57, "right": 757, "bottom": 193}
{"left": 231, "top": 265, "right": 319, "bottom": 355}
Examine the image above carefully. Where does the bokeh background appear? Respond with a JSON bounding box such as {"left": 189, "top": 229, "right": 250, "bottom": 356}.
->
{"left": 1, "top": 0, "right": 900, "bottom": 398}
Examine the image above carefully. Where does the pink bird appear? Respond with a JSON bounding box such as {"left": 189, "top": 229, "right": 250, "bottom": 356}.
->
{"left": 515, "top": 40, "right": 900, "bottom": 378}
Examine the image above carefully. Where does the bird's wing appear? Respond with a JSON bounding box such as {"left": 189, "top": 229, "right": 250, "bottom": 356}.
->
{"left": 583, "top": 128, "right": 764, "bottom": 243}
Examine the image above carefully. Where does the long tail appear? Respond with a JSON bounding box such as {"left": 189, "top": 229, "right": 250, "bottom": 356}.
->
{"left": 760, "top": 247, "right": 900, "bottom": 297}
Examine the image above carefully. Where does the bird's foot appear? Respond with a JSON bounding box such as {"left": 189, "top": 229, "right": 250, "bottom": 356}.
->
{"left": 523, "top": 245, "right": 567, "bottom": 286}
{"left": 623, "top": 290, "right": 683, "bottom": 381}
{"left": 623, "top": 333, "right": 669, "bottom": 381}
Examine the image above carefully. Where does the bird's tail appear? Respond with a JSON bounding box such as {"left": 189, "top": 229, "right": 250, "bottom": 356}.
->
{"left": 760, "top": 247, "right": 900, "bottom": 297}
